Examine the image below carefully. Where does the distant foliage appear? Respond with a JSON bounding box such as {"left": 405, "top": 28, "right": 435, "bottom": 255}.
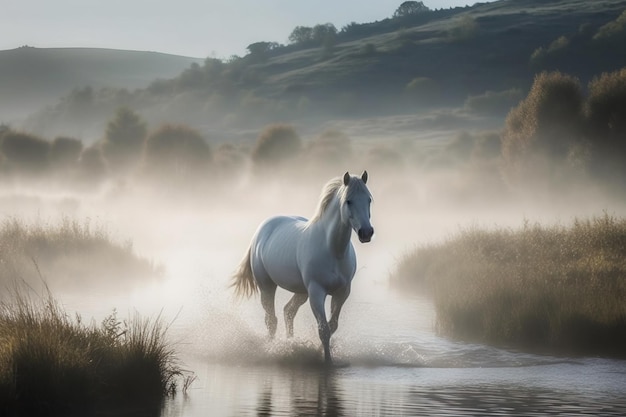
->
{"left": 101, "top": 107, "right": 147, "bottom": 175}
{"left": 501, "top": 71, "right": 584, "bottom": 186}
{"left": 530, "top": 35, "right": 570, "bottom": 65}
{"left": 405, "top": 76, "right": 440, "bottom": 105}
{"left": 393, "top": 1, "right": 430, "bottom": 18}
{"left": 0, "top": 131, "right": 50, "bottom": 176}
{"left": 306, "top": 129, "right": 353, "bottom": 172}
{"left": 251, "top": 124, "right": 302, "bottom": 169}
{"left": 593, "top": 9, "right": 626, "bottom": 41}
{"left": 49, "top": 136, "right": 83, "bottom": 172}
{"left": 142, "top": 124, "right": 212, "bottom": 183}
{"left": 464, "top": 88, "right": 523, "bottom": 115}
{"left": 78, "top": 146, "right": 107, "bottom": 185}
{"left": 586, "top": 68, "right": 626, "bottom": 179}
{"left": 288, "top": 24, "right": 337, "bottom": 47}
{"left": 246, "top": 41, "right": 280, "bottom": 62}
{"left": 448, "top": 15, "right": 479, "bottom": 41}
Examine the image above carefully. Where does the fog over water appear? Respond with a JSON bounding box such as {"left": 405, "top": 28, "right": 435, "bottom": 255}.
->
{"left": 2, "top": 127, "right": 626, "bottom": 415}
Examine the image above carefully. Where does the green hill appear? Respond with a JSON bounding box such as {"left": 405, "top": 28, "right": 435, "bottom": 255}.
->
{"left": 0, "top": 47, "right": 202, "bottom": 120}
{"left": 12, "top": 0, "right": 626, "bottom": 138}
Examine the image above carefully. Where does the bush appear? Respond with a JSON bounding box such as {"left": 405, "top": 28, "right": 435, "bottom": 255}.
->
{"left": 501, "top": 71, "right": 584, "bottom": 186}
{"left": 251, "top": 124, "right": 302, "bottom": 170}
{"left": 101, "top": 107, "right": 147, "bottom": 175}
{"left": 593, "top": 10, "right": 626, "bottom": 41}
{"left": 77, "top": 146, "right": 107, "bottom": 186}
{"left": 49, "top": 136, "right": 83, "bottom": 175}
{"left": 390, "top": 215, "right": 626, "bottom": 357}
{"left": 306, "top": 129, "right": 353, "bottom": 172}
{"left": 464, "top": 88, "right": 523, "bottom": 116}
{"left": 586, "top": 67, "right": 626, "bottom": 177}
{"left": 142, "top": 124, "right": 212, "bottom": 183}
{"left": 0, "top": 131, "right": 50, "bottom": 176}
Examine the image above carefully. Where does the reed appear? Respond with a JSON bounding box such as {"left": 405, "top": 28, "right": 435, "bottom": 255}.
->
{"left": 0, "top": 284, "right": 192, "bottom": 416}
{"left": 0, "top": 216, "right": 161, "bottom": 287}
{"left": 391, "top": 214, "right": 626, "bottom": 357}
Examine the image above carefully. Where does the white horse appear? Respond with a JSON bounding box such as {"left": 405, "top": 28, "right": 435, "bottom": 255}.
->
{"left": 232, "top": 171, "right": 374, "bottom": 364}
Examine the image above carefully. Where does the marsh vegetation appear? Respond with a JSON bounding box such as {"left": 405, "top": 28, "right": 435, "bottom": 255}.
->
{"left": 391, "top": 214, "right": 626, "bottom": 357}
{"left": 0, "top": 284, "right": 192, "bottom": 416}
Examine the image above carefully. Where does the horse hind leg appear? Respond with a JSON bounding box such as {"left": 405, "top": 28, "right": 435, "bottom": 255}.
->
{"left": 283, "top": 293, "right": 308, "bottom": 338}
{"left": 260, "top": 286, "right": 278, "bottom": 338}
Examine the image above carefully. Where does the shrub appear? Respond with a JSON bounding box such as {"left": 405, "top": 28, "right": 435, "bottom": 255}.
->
{"left": 251, "top": 124, "right": 302, "bottom": 170}
{"left": 464, "top": 88, "right": 523, "bottom": 116}
{"left": 143, "top": 124, "right": 212, "bottom": 183}
{"left": 0, "top": 131, "right": 50, "bottom": 176}
{"left": 448, "top": 15, "right": 479, "bottom": 42}
{"left": 583, "top": 67, "right": 626, "bottom": 184}
{"left": 593, "top": 10, "right": 626, "bottom": 41}
{"left": 101, "top": 107, "right": 147, "bottom": 175}
{"left": 405, "top": 77, "right": 440, "bottom": 106}
{"left": 77, "top": 146, "right": 107, "bottom": 186}
{"left": 49, "top": 136, "right": 83, "bottom": 172}
{"left": 501, "top": 71, "right": 584, "bottom": 186}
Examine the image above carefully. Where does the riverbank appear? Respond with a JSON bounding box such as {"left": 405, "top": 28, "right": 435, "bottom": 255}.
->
{"left": 391, "top": 214, "right": 626, "bottom": 357}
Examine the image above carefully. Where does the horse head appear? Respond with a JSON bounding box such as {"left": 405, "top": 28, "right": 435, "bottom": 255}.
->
{"left": 342, "top": 171, "right": 374, "bottom": 243}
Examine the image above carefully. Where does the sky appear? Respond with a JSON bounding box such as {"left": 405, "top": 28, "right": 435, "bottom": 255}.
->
{"left": 3, "top": 0, "right": 491, "bottom": 59}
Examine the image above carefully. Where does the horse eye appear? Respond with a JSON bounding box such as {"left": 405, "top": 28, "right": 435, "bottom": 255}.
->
{"left": 346, "top": 200, "right": 352, "bottom": 206}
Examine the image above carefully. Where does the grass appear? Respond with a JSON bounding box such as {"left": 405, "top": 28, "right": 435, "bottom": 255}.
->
{"left": 0, "top": 283, "right": 193, "bottom": 416}
{"left": 391, "top": 214, "right": 626, "bottom": 357}
{"left": 0, "top": 216, "right": 162, "bottom": 288}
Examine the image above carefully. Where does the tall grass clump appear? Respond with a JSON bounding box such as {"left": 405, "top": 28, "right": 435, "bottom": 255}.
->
{"left": 391, "top": 214, "right": 626, "bottom": 357}
{"left": 0, "top": 284, "right": 192, "bottom": 416}
{"left": 0, "top": 217, "right": 161, "bottom": 288}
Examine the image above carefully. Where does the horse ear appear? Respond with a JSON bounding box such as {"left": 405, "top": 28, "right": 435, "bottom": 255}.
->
{"left": 361, "top": 170, "right": 368, "bottom": 184}
{"left": 343, "top": 172, "right": 351, "bottom": 186}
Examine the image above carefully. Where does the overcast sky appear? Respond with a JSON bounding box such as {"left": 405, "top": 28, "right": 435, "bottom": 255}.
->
{"left": 3, "top": 0, "right": 492, "bottom": 58}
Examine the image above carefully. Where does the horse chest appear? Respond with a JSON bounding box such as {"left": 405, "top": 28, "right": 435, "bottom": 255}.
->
{"left": 301, "top": 254, "right": 354, "bottom": 294}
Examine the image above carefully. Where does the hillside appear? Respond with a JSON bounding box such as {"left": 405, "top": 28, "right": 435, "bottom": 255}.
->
{"left": 10, "top": 0, "right": 626, "bottom": 139}
{"left": 0, "top": 47, "right": 203, "bottom": 120}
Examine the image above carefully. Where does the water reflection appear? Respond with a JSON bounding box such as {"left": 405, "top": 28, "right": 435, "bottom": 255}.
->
{"left": 254, "top": 369, "right": 343, "bottom": 417}
{"left": 163, "top": 360, "right": 626, "bottom": 417}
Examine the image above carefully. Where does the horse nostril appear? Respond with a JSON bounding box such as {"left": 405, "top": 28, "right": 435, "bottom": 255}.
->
{"left": 358, "top": 227, "right": 374, "bottom": 242}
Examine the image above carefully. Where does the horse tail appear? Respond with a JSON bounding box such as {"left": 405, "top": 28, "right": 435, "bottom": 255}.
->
{"left": 231, "top": 243, "right": 258, "bottom": 299}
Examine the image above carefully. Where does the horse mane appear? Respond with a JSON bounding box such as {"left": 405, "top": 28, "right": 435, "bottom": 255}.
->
{"left": 308, "top": 175, "right": 370, "bottom": 225}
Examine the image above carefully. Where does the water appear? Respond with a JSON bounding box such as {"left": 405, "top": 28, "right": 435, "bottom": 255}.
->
{"left": 158, "top": 285, "right": 626, "bottom": 416}
{"left": 12, "top": 187, "right": 626, "bottom": 417}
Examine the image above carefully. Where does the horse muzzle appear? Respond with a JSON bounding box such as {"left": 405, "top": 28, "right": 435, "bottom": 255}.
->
{"left": 357, "top": 227, "right": 374, "bottom": 243}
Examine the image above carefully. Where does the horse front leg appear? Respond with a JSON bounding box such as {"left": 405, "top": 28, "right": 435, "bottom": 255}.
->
{"left": 329, "top": 286, "right": 350, "bottom": 335}
{"left": 307, "top": 284, "right": 332, "bottom": 364}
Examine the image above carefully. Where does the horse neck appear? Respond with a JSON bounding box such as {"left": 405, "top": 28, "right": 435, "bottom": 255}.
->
{"left": 319, "top": 197, "right": 352, "bottom": 258}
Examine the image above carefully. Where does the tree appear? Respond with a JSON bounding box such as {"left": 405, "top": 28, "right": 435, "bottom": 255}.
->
{"left": 288, "top": 26, "right": 314, "bottom": 44}
{"left": 586, "top": 67, "right": 626, "bottom": 180}
{"left": 50, "top": 136, "right": 83, "bottom": 171}
{"left": 252, "top": 124, "right": 302, "bottom": 170}
{"left": 393, "top": 1, "right": 430, "bottom": 18}
{"left": 246, "top": 41, "right": 279, "bottom": 61}
{"left": 101, "top": 107, "right": 147, "bottom": 175}
{"left": 0, "top": 130, "right": 50, "bottom": 176}
{"left": 142, "top": 124, "right": 212, "bottom": 183}
{"left": 501, "top": 71, "right": 584, "bottom": 186}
